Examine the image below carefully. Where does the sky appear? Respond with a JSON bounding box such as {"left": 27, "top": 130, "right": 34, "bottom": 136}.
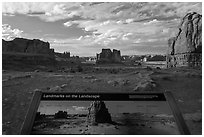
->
{"left": 38, "top": 101, "right": 89, "bottom": 115}
{"left": 2, "top": 2, "right": 202, "bottom": 56}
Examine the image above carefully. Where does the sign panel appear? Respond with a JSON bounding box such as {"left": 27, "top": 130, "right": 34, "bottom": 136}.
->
{"left": 21, "top": 92, "right": 190, "bottom": 135}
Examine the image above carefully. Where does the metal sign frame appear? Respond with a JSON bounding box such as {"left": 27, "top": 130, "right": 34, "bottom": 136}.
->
{"left": 20, "top": 91, "right": 190, "bottom": 135}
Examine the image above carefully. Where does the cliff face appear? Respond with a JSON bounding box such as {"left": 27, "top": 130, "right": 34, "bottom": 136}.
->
{"left": 167, "top": 12, "right": 202, "bottom": 68}
{"left": 2, "top": 38, "right": 56, "bottom": 69}
{"left": 3, "top": 38, "right": 54, "bottom": 55}
{"left": 96, "top": 49, "right": 121, "bottom": 64}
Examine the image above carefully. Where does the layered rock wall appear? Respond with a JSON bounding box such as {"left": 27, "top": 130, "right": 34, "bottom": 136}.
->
{"left": 3, "top": 38, "right": 54, "bottom": 55}
{"left": 166, "top": 12, "right": 202, "bottom": 68}
{"left": 2, "top": 38, "right": 56, "bottom": 69}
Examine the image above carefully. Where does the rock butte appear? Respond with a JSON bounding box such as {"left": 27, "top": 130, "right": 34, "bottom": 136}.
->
{"left": 2, "top": 38, "right": 56, "bottom": 67}
{"left": 166, "top": 12, "right": 202, "bottom": 68}
{"left": 96, "top": 49, "right": 122, "bottom": 64}
{"left": 2, "top": 38, "right": 54, "bottom": 55}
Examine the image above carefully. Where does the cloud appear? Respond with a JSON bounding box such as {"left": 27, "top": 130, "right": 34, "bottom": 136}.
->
{"left": 2, "top": 2, "right": 54, "bottom": 15}
{"left": 2, "top": 24, "right": 23, "bottom": 40}
{"left": 76, "top": 36, "right": 83, "bottom": 40}
{"left": 144, "top": 19, "right": 158, "bottom": 25}
{"left": 3, "top": 2, "right": 202, "bottom": 21}
{"left": 122, "top": 33, "right": 133, "bottom": 40}
{"left": 2, "top": 2, "right": 202, "bottom": 55}
{"left": 72, "top": 106, "right": 87, "bottom": 111}
{"left": 58, "top": 13, "right": 185, "bottom": 55}
{"left": 59, "top": 2, "right": 194, "bottom": 48}
{"left": 40, "top": 4, "right": 82, "bottom": 22}
{"left": 63, "top": 22, "right": 73, "bottom": 27}
{"left": 2, "top": 2, "right": 83, "bottom": 22}
{"left": 66, "top": 17, "right": 178, "bottom": 46}
{"left": 126, "top": 18, "right": 134, "bottom": 23}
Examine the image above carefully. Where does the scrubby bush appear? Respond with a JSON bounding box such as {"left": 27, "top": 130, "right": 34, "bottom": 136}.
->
{"left": 77, "top": 65, "right": 83, "bottom": 72}
{"left": 70, "top": 67, "right": 75, "bottom": 73}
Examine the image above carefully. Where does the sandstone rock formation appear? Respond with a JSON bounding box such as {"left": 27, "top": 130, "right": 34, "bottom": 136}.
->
{"left": 55, "top": 52, "right": 70, "bottom": 59}
{"left": 112, "top": 49, "right": 121, "bottom": 62}
{"left": 54, "top": 111, "right": 68, "bottom": 119}
{"left": 3, "top": 38, "right": 54, "bottom": 55}
{"left": 166, "top": 12, "right": 202, "bottom": 68}
{"left": 2, "top": 38, "right": 56, "bottom": 69}
{"left": 96, "top": 49, "right": 121, "bottom": 64}
{"left": 87, "top": 101, "right": 112, "bottom": 125}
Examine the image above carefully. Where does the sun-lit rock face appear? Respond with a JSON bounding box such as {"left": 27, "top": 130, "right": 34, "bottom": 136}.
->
{"left": 167, "top": 12, "right": 202, "bottom": 68}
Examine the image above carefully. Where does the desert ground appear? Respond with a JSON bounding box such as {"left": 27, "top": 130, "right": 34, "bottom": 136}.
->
{"left": 2, "top": 64, "right": 202, "bottom": 134}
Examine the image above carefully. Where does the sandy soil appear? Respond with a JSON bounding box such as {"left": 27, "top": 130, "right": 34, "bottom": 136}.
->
{"left": 2, "top": 66, "right": 202, "bottom": 134}
{"left": 31, "top": 113, "right": 179, "bottom": 135}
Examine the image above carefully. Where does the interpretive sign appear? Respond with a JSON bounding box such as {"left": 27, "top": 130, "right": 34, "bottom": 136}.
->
{"left": 20, "top": 91, "right": 190, "bottom": 135}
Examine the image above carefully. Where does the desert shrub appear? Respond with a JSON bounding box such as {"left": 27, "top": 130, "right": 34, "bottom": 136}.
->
{"left": 138, "top": 62, "right": 142, "bottom": 66}
{"left": 77, "top": 65, "right": 83, "bottom": 72}
{"left": 70, "top": 68, "right": 75, "bottom": 73}
{"left": 109, "top": 68, "right": 119, "bottom": 74}
{"left": 146, "top": 66, "right": 153, "bottom": 71}
{"left": 156, "top": 67, "right": 161, "bottom": 70}
{"left": 161, "top": 75, "right": 172, "bottom": 81}
{"left": 47, "top": 69, "right": 53, "bottom": 72}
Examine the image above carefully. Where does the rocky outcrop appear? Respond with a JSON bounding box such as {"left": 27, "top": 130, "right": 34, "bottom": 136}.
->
{"left": 87, "top": 101, "right": 112, "bottom": 125}
{"left": 55, "top": 52, "right": 70, "bottom": 59}
{"left": 96, "top": 49, "right": 121, "bottom": 64}
{"left": 2, "top": 38, "right": 56, "bottom": 69}
{"left": 166, "top": 12, "right": 202, "bottom": 68}
{"left": 2, "top": 38, "right": 54, "bottom": 55}
{"left": 54, "top": 111, "right": 68, "bottom": 119}
{"left": 112, "top": 49, "right": 121, "bottom": 62}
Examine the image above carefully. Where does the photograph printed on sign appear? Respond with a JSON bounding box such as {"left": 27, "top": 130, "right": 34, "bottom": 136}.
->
{"left": 31, "top": 100, "right": 180, "bottom": 135}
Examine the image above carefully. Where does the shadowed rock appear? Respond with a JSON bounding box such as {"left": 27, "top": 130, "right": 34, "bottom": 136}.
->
{"left": 2, "top": 38, "right": 54, "bottom": 55}
{"left": 54, "top": 111, "right": 68, "bottom": 119}
{"left": 96, "top": 49, "right": 121, "bottom": 64}
{"left": 2, "top": 38, "right": 56, "bottom": 69}
{"left": 87, "top": 101, "right": 112, "bottom": 125}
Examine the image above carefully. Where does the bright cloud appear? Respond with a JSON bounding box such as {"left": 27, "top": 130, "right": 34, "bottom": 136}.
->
{"left": 72, "top": 106, "right": 87, "bottom": 111}
{"left": 3, "top": 2, "right": 201, "bottom": 22}
{"left": 2, "top": 2, "right": 202, "bottom": 56}
{"left": 2, "top": 24, "right": 23, "bottom": 40}
{"left": 63, "top": 22, "right": 73, "bottom": 27}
